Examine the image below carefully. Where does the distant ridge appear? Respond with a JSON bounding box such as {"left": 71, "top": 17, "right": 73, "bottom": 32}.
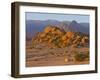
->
{"left": 26, "top": 20, "right": 89, "bottom": 39}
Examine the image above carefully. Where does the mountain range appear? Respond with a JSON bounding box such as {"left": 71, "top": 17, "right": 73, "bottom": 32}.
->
{"left": 26, "top": 20, "right": 89, "bottom": 40}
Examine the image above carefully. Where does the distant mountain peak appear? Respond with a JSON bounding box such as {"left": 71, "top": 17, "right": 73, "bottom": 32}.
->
{"left": 68, "top": 20, "right": 80, "bottom": 32}
{"left": 70, "top": 20, "right": 78, "bottom": 25}
{"left": 26, "top": 20, "right": 89, "bottom": 39}
{"left": 72, "top": 20, "right": 77, "bottom": 23}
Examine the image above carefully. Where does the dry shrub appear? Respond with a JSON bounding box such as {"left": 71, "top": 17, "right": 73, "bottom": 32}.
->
{"left": 74, "top": 52, "right": 89, "bottom": 61}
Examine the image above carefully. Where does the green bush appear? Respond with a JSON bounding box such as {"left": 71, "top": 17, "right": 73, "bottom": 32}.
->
{"left": 74, "top": 52, "right": 89, "bottom": 61}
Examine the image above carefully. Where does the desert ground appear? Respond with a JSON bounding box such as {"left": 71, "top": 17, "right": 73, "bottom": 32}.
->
{"left": 26, "top": 41, "right": 89, "bottom": 67}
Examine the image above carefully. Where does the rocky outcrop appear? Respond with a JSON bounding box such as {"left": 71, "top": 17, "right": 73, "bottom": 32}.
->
{"left": 32, "top": 25, "right": 89, "bottom": 48}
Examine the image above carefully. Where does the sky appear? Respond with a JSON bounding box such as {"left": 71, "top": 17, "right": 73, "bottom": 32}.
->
{"left": 25, "top": 12, "right": 90, "bottom": 23}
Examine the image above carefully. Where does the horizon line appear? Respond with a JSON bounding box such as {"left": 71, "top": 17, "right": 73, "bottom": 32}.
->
{"left": 26, "top": 19, "right": 89, "bottom": 23}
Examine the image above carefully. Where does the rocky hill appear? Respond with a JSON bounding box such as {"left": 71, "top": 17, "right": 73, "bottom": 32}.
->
{"left": 32, "top": 25, "right": 89, "bottom": 48}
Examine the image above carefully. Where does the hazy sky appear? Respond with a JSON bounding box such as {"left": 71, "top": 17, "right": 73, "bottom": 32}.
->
{"left": 25, "top": 12, "right": 89, "bottom": 23}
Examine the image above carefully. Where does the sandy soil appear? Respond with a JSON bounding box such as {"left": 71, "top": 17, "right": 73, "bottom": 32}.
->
{"left": 26, "top": 42, "right": 89, "bottom": 67}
